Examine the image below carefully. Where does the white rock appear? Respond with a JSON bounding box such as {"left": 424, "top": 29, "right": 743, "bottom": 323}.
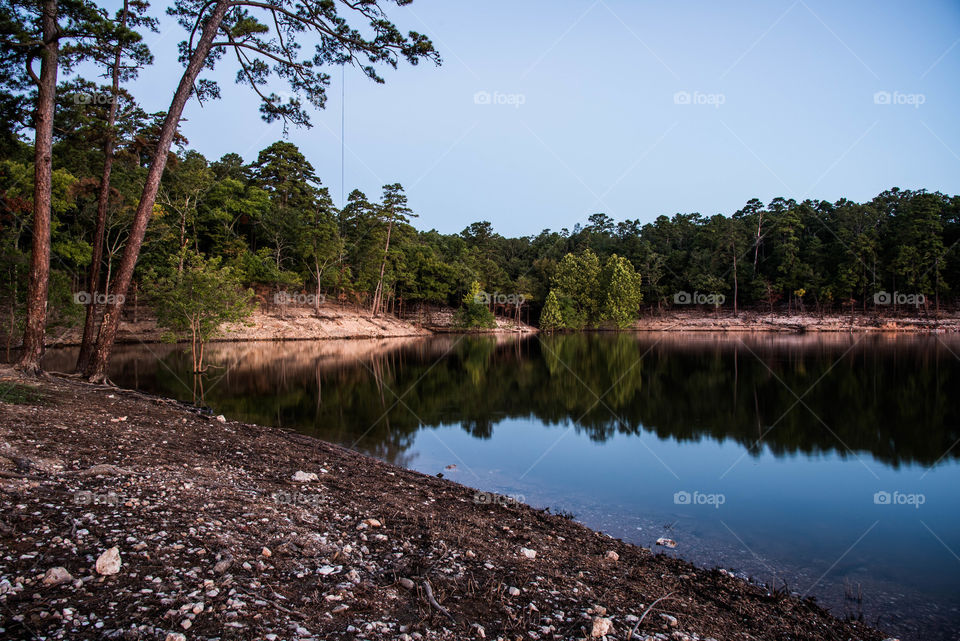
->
{"left": 590, "top": 617, "right": 614, "bottom": 637}
{"left": 261, "top": 547, "right": 272, "bottom": 558}
{"left": 292, "top": 470, "right": 319, "bottom": 482}
{"left": 520, "top": 547, "right": 537, "bottom": 560}
{"left": 215, "top": 415, "right": 226, "bottom": 423}
{"left": 164, "top": 634, "right": 186, "bottom": 641}
{"left": 42, "top": 567, "right": 73, "bottom": 587}
{"left": 397, "top": 577, "right": 415, "bottom": 590}
{"left": 95, "top": 547, "right": 121, "bottom": 576}
{"left": 660, "top": 613, "right": 678, "bottom": 627}
{"left": 180, "top": 618, "right": 192, "bottom": 630}
{"left": 656, "top": 537, "right": 677, "bottom": 549}
{"left": 363, "top": 518, "right": 382, "bottom": 528}
{"left": 507, "top": 586, "right": 520, "bottom": 596}
{"left": 604, "top": 550, "right": 619, "bottom": 561}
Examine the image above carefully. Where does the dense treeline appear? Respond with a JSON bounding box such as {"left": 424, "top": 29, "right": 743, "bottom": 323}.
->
{"left": 3, "top": 128, "right": 959, "bottom": 344}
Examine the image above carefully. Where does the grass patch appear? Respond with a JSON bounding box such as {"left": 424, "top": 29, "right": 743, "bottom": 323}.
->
{"left": 0, "top": 381, "right": 47, "bottom": 405}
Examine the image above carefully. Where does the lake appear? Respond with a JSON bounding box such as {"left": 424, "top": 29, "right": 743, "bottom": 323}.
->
{"left": 44, "top": 332, "right": 960, "bottom": 640}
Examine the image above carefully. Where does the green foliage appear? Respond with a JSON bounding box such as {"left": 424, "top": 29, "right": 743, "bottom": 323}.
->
{"left": 453, "top": 281, "right": 496, "bottom": 329}
{"left": 539, "top": 290, "right": 564, "bottom": 331}
{"left": 542, "top": 251, "right": 642, "bottom": 329}
{"left": 146, "top": 251, "right": 254, "bottom": 370}
{"left": 0, "top": 382, "right": 46, "bottom": 405}
{"left": 599, "top": 254, "right": 643, "bottom": 328}
{"left": 552, "top": 249, "right": 600, "bottom": 329}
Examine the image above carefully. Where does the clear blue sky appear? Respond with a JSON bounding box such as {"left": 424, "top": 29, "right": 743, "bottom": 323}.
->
{"left": 114, "top": 0, "right": 960, "bottom": 236}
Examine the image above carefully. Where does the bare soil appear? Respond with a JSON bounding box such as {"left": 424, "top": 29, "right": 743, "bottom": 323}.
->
{"left": 0, "top": 371, "right": 885, "bottom": 641}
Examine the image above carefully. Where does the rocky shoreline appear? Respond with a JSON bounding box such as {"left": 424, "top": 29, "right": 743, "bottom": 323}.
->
{"left": 633, "top": 310, "right": 960, "bottom": 333}
{"left": 0, "top": 371, "right": 887, "bottom": 641}
{"left": 42, "top": 303, "right": 534, "bottom": 348}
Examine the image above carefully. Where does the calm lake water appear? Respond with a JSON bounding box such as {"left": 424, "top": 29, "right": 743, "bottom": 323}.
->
{"left": 44, "top": 333, "right": 960, "bottom": 640}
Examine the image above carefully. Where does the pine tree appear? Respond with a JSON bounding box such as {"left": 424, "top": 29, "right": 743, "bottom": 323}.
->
{"left": 600, "top": 254, "right": 643, "bottom": 328}
{"left": 540, "top": 290, "right": 564, "bottom": 331}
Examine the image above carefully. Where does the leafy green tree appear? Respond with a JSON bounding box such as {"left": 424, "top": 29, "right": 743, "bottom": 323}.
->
{"left": 599, "top": 254, "right": 643, "bottom": 328}
{"left": 453, "top": 281, "right": 495, "bottom": 329}
{"left": 147, "top": 250, "right": 254, "bottom": 372}
{"left": 552, "top": 249, "right": 600, "bottom": 328}
{"left": 539, "top": 290, "right": 564, "bottom": 331}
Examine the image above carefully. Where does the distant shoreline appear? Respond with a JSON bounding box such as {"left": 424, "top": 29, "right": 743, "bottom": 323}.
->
{"left": 631, "top": 309, "right": 960, "bottom": 333}
{"left": 26, "top": 306, "right": 960, "bottom": 350}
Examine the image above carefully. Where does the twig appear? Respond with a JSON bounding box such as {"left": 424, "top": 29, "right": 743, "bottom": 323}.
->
{"left": 235, "top": 585, "right": 300, "bottom": 616}
{"left": 422, "top": 579, "right": 456, "bottom": 623}
{"left": 628, "top": 592, "right": 676, "bottom": 640}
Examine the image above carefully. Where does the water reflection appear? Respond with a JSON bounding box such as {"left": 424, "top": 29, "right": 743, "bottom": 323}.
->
{"left": 44, "top": 333, "right": 960, "bottom": 468}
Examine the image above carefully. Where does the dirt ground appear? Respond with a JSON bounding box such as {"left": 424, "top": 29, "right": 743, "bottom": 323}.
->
{"left": 0, "top": 370, "right": 887, "bottom": 641}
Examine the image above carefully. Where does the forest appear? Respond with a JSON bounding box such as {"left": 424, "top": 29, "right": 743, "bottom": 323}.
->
{"left": 3, "top": 125, "right": 959, "bottom": 336}
{"left": 2, "top": 0, "right": 959, "bottom": 377}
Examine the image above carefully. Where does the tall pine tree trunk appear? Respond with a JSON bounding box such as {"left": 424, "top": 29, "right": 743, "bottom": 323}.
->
{"left": 732, "top": 245, "right": 738, "bottom": 317}
{"left": 17, "top": 0, "right": 59, "bottom": 374}
{"left": 76, "top": 0, "right": 128, "bottom": 373}
{"left": 85, "top": 0, "right": 231, "bottom": 382}
{"left": 371, "top": 220, "right": 392, "bottom": 317}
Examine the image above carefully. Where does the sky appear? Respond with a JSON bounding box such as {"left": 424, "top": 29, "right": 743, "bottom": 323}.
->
{"left": 103, "top": 0, "right": 960, "bottom": 237}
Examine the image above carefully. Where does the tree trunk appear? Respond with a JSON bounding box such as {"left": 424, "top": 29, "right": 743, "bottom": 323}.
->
{"left": 732, "top": 247, "right": 738, "bottom": 317}
{"left": 85, "top": 0, "right": 231, "bottom": 382}
{"left": 17, "top": 0, "right": 59, "bottom": 374}
{"left": 314, "top": 257, "right": 322, "bottom": 316}
{"left": 752, "top": 213, "right": 763, "bottom": 274}
{"left": 371, "top": 219, "right": 393, "bottom": 317}
{"left": 76, "top": 0, "right": 128, "bottom": 373}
